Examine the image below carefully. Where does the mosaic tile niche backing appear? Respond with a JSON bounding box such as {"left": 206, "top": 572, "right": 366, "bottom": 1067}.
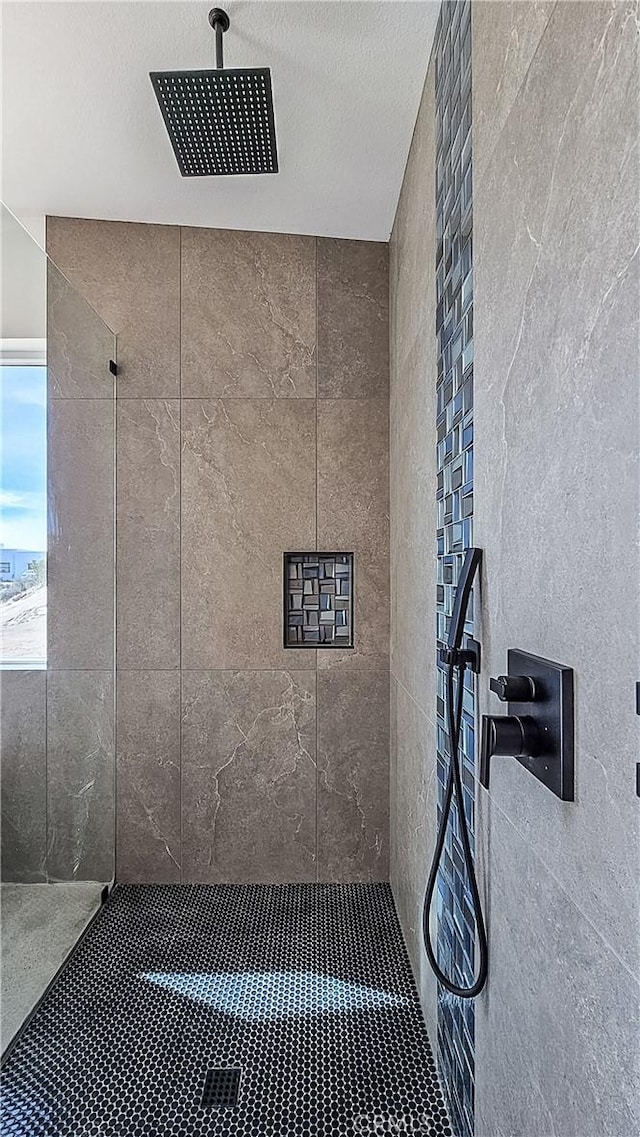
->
{"left": 434, "top": 4, "right": 476, "bottom": 1137}
{"left": 284, "top": 553, "right": 354, "bottom": 647}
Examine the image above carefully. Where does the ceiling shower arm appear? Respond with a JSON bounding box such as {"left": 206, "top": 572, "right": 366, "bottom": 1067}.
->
{"left": 208, "top": 7, "right": 230, "bottom": 70}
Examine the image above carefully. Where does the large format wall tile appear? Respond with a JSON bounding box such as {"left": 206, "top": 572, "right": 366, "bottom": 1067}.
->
{"left": 474, "top": 0, "right": 640, "bottom": 978}
{"left": 46, "top": 217, "right": 180, "bottom": 398}
{"left": 181, "top": 399, "right": 316, "bottom": 670}
{"left": 317, "top": 238, "right": 389, "bottom": 398}
{"left": 116, "top": 671, "right": 181, "bottom": 882}
{"left": 390, "top": 64, "right": 435, "bottom": 370}
{"left": 116, "top": 399, "right": 180, "bottom": 669}
{"left": 389, "top": 677, "right": 438, "bottom": 1043}
{"left": 47, "top": 262, "right": 115, "bottom": 399}
{"left": 317, "top": 399, "right": 389, "bottom": 670}
{"left": 48, "top": 399, "right": 114, "bottom": 669}
{"left": 181, "top": 228, "right": 316, "bottom": 398}
{"left": 472, "top": 0, "right": 556, "bottom": 178}
{"left": 47, "top": 671, "right": 114, "bottom": 882}
{"left": 181, "top": 670, "right": 316, "bottom": 882}
{"left": 317, "top": 671, "right": 389, "bottom": 882}
{"left": 390, "top": 325, "right": 436, "bottom": 714}
{"left": 0, "top": 671, "right": 47, "bottom": 882}
{"left": 389, "top": 46, "right": 439, "bottom": 1056}
{"left": 475, "top": 801, "right": 640, "bottom": 1137}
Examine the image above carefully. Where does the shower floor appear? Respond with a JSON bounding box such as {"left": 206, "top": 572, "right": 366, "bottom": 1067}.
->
{"left": 0, "top": 883, "right": 452, "bottom": 1137}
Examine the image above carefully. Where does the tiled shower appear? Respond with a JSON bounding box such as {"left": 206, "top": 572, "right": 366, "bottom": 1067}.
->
{"left": 1, "top": 1, "right": 639, "bottom": 1135}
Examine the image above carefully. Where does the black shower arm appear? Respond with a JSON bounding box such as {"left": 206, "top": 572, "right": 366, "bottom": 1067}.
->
{"left": 208, "top": 7, "right": 230, "bottom": 69}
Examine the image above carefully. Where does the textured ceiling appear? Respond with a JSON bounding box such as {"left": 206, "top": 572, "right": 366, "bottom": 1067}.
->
{"left": 1, "top": 1, "right": 439, "bottom": 244}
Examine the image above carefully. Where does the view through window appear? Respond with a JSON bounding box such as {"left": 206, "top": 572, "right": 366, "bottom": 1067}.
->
{"left": 0, "top": 364, "right": 47, "bottom": 665}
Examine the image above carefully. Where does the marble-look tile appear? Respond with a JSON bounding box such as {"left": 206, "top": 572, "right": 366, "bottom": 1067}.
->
{"left": 317, "top": 400, "right": 389, "bottom": 671}
{"left": 472, "top": 0, "right": 556, "bottom": 178}
{"left": 181, "top": 399, "right": 316, "bottom": 670}
{"left": 46, "top": 217, "right": 180, "bottom": 398}
{"left": 390, "top": 63, "right": 435, "bottom": 370}
{"left": 389, "top": 677, "right": 438, "bottom": 1044}
{"left": 389, "top": 45, "right": 438, "bottom": 1043}
{"left": 0, "top": 672, "right": 47, "bottom": 882}
{"left": 474, "top": 0, "right": 640, "bottom": 976}
{"left": 47, "top": 399, "right": 114, "bottom": 669}
{"left": 47, "top": 262, "right": 115, "bottom": 398}
{"left": 316, "top": 671, "right": 389, "bottom": 882}
{"left": 116, "top": 671, "right": 181, "bottom": 883}
{"left": 181, "top": 227, "right": 316, "bottom": 398}
{"left": 475, "top": 800, "right": 640, "bottom": 1137}
{"left": 181, "top": 670, "right": 316, "bottom": 883}
{"left": 116, "top": 400, "right": 180, "bottom": 669}
{"left": 317, "top": 238, "right": 389, "bottom": 398}
{"left": 390, "top": 324, "right": 436, "bottom": 716}
{"left": 46, "top": 670, "right": 114, "bottom": 882}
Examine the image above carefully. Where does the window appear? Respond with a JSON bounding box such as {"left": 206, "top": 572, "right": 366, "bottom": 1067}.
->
{"left": 0, "top": 364, "right": 47, "bottom": 666}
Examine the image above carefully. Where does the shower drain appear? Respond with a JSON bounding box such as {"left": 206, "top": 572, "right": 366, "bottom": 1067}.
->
{"left": 200, "top": 1067, "right": 242, "bottom": 1109}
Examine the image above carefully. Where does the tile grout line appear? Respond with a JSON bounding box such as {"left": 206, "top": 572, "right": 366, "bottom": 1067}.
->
{"left": 179, "top": 225, "right": 183, "bottom": 886}
{"left": 113, "top": 336, "right": 118, "bottom": 886}
{"left": 393, "top": 672, "right": 439, "bottom": 733}
{"left": 44, "top": 254, "right": 50, "bottom": 880}
{"left": 315, "top": 236, "right": 319, "bottom": 884}
{"left": 44, "top": 652, "right": 49, "bottom": 882}
{"left": 484, "top": 791, "right": 640, "bottom": 989}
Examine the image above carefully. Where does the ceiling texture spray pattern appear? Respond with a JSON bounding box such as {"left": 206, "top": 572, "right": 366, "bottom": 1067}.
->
{"left": 2, "top": 1, "right": 439, "bottom": 243}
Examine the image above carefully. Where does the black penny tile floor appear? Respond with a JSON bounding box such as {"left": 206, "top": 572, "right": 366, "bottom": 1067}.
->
{"left": 0, "top": 883, "right": 452, "bottom": 1137}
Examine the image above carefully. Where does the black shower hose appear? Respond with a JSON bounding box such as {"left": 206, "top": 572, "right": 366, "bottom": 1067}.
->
{"left": 422, "top": 659, "right": 489, "bottom": 998}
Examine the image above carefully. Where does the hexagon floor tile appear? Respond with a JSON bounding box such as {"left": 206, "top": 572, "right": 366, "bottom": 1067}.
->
{"left": 0, "top": 883, "right": 452, "bottom": 1137}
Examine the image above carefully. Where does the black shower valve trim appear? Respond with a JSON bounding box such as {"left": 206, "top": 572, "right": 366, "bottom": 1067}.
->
{"left": 481, "top": 649, "right": 575, "bottom": 801}
{"left": 479, "top": 713, "right": 540, "bottom": 789}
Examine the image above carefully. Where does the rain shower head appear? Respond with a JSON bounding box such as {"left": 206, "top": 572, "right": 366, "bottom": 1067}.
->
{"left": 150, "top": 8, "right": 278, "bottom": 177}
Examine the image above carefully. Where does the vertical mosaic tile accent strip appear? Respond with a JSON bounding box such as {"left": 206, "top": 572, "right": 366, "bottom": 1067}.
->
{"left": 434, "top": 4, "right": 475, "bottom": 1137}
{"left": 283, "top": 553, "right": 354, "bottom": 647}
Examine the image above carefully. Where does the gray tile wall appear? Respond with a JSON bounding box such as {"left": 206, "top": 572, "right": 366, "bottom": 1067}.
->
{"left": 473, "top": 3, "right": 640, "bottom": 1134}
{"left": 46, "top": 670, "right": 115, "bottom": 882}
{"left": 391, "top": 3, "right": 640, "bottom": 1136}
{"left": 389, "top": 58, "right": 440, "bottom": 1047}
{"left": 13, "top": 257, "right": 120, "bottom": 884}
{"left": 0, "top": 671, "right": 47, "bottom": 882}
{"left": 44, "top": 220, "right": 390, "bottom": 886}
{"left": 181, "top": 670, "right": 317, "bottom": 883}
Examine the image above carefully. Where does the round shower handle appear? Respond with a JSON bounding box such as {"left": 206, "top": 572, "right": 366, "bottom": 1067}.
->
{"left": 486, "top": 714, "right": 538, "bottom": 756}
{"left": 479, "top": 714, "right": 540, "bottom": 789}
{"left": 489, "top": 674, "right": 537, "bottom": 702}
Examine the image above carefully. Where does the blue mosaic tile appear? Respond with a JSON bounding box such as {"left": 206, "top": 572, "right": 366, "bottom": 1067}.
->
{"left": 283, "top": 553, "right": 354, "bottom": 648}
{"left": 434, "top": 2, "right": 476, "bottom": 1136}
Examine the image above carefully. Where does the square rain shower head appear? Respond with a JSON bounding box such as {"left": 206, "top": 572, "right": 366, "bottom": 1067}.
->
{"left": 150, "top": 68, "right": 278, "bottom": 177}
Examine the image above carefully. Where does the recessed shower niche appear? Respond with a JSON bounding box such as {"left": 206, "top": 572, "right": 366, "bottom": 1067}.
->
{"left": 283, "top": 553, "right": 354, "bottom": 647}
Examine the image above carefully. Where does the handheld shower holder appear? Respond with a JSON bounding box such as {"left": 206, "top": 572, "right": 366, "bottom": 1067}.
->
{"left": 438, "top": 636, "right": 481, "bottom": 673}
